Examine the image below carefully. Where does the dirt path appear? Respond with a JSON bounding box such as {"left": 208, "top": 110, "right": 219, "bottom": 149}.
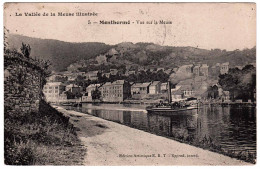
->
{"left": 55, "top": 106, "right": 250, "bottom": 166}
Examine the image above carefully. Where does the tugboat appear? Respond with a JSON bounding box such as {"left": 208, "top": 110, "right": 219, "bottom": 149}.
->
{"left": 146, "top": 82, "right": 199, "bottom": 113}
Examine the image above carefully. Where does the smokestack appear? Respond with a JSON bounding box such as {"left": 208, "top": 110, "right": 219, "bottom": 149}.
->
{"left": 168, "top": 81, "right": 172, "bottom": 103}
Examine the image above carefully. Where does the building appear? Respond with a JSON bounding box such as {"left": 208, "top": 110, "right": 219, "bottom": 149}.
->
{"left": 99, "top": 80, "right": 131, "bottom": 102}
{"left": 131, "top": 82, "right": 151, "bottom": 98}
{"left": 65, "top": 84, "right": 82, "bottom": 94}
{"left": 221, "top": 91, "right": 230, "bottom": 102}
{"left": 160, "top": 82, "right": 169, "bottom": 93}
{"left": 220, "top": 62, "right": 229, "bottom": 75}
{"left": 124, "top": 70, "right": 136, "bottom": 76}
{"left": 85, "top": 71, "right": 99, "bottom": 81}
{"left": 43, "top": 82, "right": 65, "bottom": 102}
{"left": 67, "top": 75, "right": 77, "bottom": 81}
{"left": 149, "top": 81, "right": 161, "bottom": 94}
{"left": 82, "top": 84, "right": 102, "bottom": 102}
{"left": 171, "top": 89, "right": 183, "bottom": 101}
{"left": 59, "top": 91, "right": 68, "bottom": 102}
{"left": 181, "top": 85, "right": 195, "bottom": 97}
{"left": 200, "top": 64, "right": 209, "bottom": 77}
{"left": 193, "top": 65, "right": 200, "bottom": 76}
{"left": 102, "top": 72, "right": 111, "bottom": 78}
{"left": 185, "top": 65, "right": 193, "bottom": 73}
{"left": 110, "top": 69, "right": 118, "bottom": 76}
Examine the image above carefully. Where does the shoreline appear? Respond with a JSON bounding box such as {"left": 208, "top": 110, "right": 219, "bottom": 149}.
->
{"left": 53, "top": 105, "right": 251, "bottom": 166}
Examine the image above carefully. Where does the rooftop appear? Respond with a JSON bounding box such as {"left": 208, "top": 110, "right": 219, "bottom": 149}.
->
{"left": 66, "top": 84, "right": 80, "bottom": 88}
{"left": 86, "top": 84, "right": 101, "bottom": 89}
{"left": 150, "top": 81, "right": 161, "bottom": 86}
{"left": 132, "top": 82, "right": 151, "bottom": 88}
{"left": 46, "top": 82, "right": 65, "bottom": 86}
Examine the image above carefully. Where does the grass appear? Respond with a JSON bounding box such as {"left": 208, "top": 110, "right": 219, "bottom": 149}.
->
{"left": 171, "top": 131, "right": 256, "bottom": 164}
{"left": 4, "top": 100, "right": 86, "bottom": 165}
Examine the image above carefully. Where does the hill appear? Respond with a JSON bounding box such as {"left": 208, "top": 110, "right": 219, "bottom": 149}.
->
{"left": 7, "top": 34, "right": 113, "bottom": 71}
{"left": 7, "top": 34, "right": 256, "bottom": 71}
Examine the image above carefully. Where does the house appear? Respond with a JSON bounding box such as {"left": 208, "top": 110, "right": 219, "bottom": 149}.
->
{"left": 108, "top": 48, "right": 119, "bottom": 56}
{"left": 160, "top": 82, "right": 169, "bottom": 93}
{"left": 193, "top": 65, "right": 200, "bottom": 76}
{"left": 149, "top": 81, "right": 161, "bottom": 94}
{"left": 67, "top": 75, "right": 77, "bottom": 81}
{"left": 65, "top": 84, "right": 82, "bottom": 94}
{"left": 102, "top": 72, "right": 111, "bottom": 78}
{"left": 82, "top": 84, "right": 102, "bottom": 102}
{"left": 110, "top": 69, "right": 118, "bottom": 76}
{"left": 43, "top": 82, "right": 66, "bottom": 103}
{"left": 59, "top": 91, "right": 68, "bottom": 102}
{"left": 124, "top": 70, "right": 136, "bottom": 76}
{"left": 200, "top": 64, "right": 209, "bottom": 77}
{"left": 85, "top": 71, "right": 99, "bottom": 81}
{"left": 99, "top": 80, "right": 131, "bottom": 102}
{"left": 220, "top": 62, "right": 229, "bottom": 75}
{"left": 171, "top": 88, "right": 183, "bottom": 101}
{"left": 131, "top": 82, "right": 151, "bottom": 98}
{"left": 138, "top": 66, "right": 146, "bottom": 72}
{"left": 221, "top": 91, "right": 230, "bottom": 102}
{"left": 181, "top": 85, "right": 195, "bottom": 98}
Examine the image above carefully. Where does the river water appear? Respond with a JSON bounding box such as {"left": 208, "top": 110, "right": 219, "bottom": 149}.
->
{"left": 64, "top": 103, "right": 256, "bottom": 156}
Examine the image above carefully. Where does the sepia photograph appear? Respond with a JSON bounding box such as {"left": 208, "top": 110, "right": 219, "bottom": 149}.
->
{"left": 3, "top": 2, "right": 256, "bottom": 166}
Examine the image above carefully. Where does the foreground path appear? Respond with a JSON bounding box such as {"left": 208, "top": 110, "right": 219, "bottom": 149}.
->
{"left": 55, "top": 106, "right": 250, "bottom": 166}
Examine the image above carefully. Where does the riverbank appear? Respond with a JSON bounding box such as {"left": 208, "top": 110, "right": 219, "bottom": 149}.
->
{"left": 54, "top": 106, "right": 251, "bottom": 166}
{"left": 4, "top": 101, "right": 86, "bottom": 165}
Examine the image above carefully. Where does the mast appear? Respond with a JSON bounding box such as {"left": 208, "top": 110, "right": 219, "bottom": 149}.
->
{"left": 168, "top": 81, "right": 172, "bottom": 103}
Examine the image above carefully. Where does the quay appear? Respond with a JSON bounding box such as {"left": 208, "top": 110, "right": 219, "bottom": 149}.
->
{"left": 53, "top": 106, "right": 250, "bottom": 166}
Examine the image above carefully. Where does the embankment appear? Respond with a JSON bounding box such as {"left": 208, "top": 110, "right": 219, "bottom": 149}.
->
{"left": 4, "top": 51, "right": 86, "bottom": 165}
{"left": 55, "top": 106, "right": 251, "bottom": 166}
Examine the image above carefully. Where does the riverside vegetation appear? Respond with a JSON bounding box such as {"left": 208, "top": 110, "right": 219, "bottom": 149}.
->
{"left": 4, "top": 101, "right": 86, "bottom": 165}
{"left": 171, "top": 130, "right": 256, "bottom": 164}
{"left": 4, "top": 29, "right": 86, "bottom": 165}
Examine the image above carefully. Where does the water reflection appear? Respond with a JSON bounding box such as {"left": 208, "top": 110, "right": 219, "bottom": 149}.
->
{"left": 66, "top": 103, "right": 256, "bottom": 156}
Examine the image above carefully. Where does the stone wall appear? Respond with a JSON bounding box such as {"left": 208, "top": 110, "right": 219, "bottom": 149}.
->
{"left": 4, "top": 53, "right": 46, "bottom": 114}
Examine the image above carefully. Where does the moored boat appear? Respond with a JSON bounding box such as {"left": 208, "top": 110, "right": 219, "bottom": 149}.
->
{"left": 146, "top": 81, "right": 199, "bottom": 113}
{"left": 146, "top": 104, "right": 198, "bottom": 113}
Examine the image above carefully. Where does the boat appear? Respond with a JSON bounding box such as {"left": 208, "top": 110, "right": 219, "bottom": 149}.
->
{"left": 146, "top": 104, "right": 198, "bottom": 113}
{"left": 146, "top": 81, "right": 199, "bottom": 113}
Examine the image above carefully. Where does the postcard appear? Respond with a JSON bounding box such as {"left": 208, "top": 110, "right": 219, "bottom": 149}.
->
{"left": 3, "top": 2, "right": 256, "bottom": 165}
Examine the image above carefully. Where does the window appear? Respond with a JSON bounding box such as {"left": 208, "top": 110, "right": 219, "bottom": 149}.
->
{"left": 49, "top": 87, "right": 52, "bottom": 89}
{"left": 55, "top": 86, "right": 58, "bottom": 89}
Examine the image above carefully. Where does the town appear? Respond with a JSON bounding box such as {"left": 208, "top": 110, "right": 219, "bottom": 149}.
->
{"left": 43, "top": 48, "right": 256, "bottom": 105}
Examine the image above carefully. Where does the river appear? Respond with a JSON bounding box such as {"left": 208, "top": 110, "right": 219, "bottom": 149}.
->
{"left": 63, "top": 103, "right": 256, "bottom": 157}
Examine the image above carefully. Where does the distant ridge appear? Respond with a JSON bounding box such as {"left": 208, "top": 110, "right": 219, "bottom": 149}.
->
{"left": 7, "top": 34, "right": 256, "bottom": 72}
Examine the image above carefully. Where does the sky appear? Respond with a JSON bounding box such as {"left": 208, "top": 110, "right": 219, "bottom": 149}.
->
{"left": 4, "top": 3, "right": 256, "bottom": 51}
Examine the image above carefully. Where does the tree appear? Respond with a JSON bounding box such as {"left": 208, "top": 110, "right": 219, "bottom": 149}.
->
{"left": 218, "top": 65, "right": 256, "bottom": 101}
{"left": 92, "top": 87, "right": 101, "bottom": 100}
{"left": 20, "top": 43, "right": 31, "bottom": 58}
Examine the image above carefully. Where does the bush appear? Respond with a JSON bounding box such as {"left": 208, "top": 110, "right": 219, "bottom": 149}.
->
{"left": 4, "top": 100, "right": 85, "bottom": 165}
